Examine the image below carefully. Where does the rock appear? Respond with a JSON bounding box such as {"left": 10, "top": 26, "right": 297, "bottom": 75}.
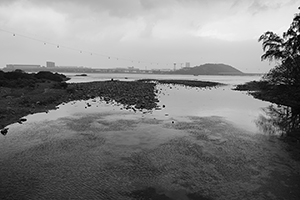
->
{"left": 1, "top": 128, "right": 8, "bottom": 136}
{"left": 20, "top": 118, "right": 27, "bottom": 122}
{"left": 17, "top": 118, "right": 27, "bottom": 124}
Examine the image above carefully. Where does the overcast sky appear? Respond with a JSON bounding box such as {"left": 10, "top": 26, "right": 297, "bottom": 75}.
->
{"left": 0, "top": 0, "right": 298, "bottom": 72}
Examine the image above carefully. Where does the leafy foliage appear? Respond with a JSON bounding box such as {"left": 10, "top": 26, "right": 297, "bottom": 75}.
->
{"left": 0, "top": 70, "right": 68, "bottom": 88}
{"left": 259, "top": 9, "right": 300, "bottom": 87}
{"left": 263, "top": 57, "right": 300, "bottom": 86}
{"left": 34, "top": 71, "right": 68, "bottom": 82}
{"left": 258, "top": 31, "right": 285, "bottom": 61}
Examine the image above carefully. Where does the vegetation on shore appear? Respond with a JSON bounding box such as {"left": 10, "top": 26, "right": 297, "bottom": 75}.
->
{"left": 235, "top": 81, "right": 300, "bottom": 108}
{"left": 1, "top": 70, "right": 69, "bottom": 134}
{"left": 235, "top": 8, "right": 300, "bottom": 138}
{"left": 170, "top": 63, "right": 243, "bottom": 75}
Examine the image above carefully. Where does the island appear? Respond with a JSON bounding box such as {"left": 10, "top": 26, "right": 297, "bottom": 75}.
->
{"left": 170, "top": 63, "right": 244, "bottom": 75}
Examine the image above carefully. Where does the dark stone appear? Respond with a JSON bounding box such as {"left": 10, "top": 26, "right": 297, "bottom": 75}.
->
{"left": 20, "top": 118, "right": 27, "bottom": 122}
{"left": 1, "top": 128, "right": 8, "bottom": 136}
{"left": 17, "top": 118, "right": 27, "bottom": 124}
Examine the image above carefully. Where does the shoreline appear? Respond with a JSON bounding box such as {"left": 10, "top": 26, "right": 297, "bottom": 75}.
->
{"left": 234, "top": 81, "right": 300, "bottom": 108}
{"left": 234, "top": 81, "right": 300, "bottom": 140}
{"left": 0, "top": 75, "right": 223, "bottom": 134}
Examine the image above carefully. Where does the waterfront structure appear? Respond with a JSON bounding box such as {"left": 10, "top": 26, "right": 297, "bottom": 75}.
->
{"left": 4, "top": 64, "right": 41, "bottom": 71}
{"left": 46, "top": 61, "right": 55, "bottom": 68}
{"left": 2, "top": 62, "right": 172, "bottom": 74}
{"left": 185, "top": 62, "right": 190, "bottom": 68}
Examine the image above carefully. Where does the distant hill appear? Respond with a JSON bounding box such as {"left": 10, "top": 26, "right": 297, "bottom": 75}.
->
{"left": 172, "top": 63, "right": 244, "bottom": 75}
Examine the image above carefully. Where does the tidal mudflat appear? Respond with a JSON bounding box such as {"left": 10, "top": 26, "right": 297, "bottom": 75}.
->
{"left": 1, "top": 83, "right": 300, "bottom": 200}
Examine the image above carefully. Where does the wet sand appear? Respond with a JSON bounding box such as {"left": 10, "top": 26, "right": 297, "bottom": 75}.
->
{"left": 1, "top": 101, "right": 300, "bottom": 200}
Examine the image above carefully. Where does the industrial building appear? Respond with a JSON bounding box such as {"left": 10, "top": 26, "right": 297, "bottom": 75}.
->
{"left": 4, "top": 64, "right": 41, "bottom": 71}
{"left": 46, "top": 61, "right": 55, "bottom": 68}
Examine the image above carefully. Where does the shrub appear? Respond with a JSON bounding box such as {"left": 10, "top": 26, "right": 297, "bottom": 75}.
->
{"left": 34, "top": 71, "right": 64, "bottom": 82}
{"left": 52, "top": 82, "right": 68, "bottom": 89}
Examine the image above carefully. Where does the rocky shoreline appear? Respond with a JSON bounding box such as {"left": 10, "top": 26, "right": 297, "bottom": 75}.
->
{"left": 138, "top": 79, "right": 223, "bottom": 88}
{"left": 0, "top": 71, "right": 223, "bottom": 134}
{"left": 0, "top": 80, "right": 158, "bottom": 134}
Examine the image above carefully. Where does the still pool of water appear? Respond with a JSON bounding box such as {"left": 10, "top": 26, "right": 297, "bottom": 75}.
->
{"left": 1, "top": 74, "right": 300, "bottom": 200}
{"left": 66, "top": 73, "right": 262, "bottom": 85}
{"left": 65, "top": 73, "right": 268, "bottom": 132}
{"left": 153, "top": 84, "right": 269, "bottom": 133}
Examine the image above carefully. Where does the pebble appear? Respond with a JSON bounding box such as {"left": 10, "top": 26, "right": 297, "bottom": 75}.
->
{"left": 1, "top": 128, "right": 8, "bottom": 136}
{"left": 17, "top": 118, "right": 27, "bottom": 124}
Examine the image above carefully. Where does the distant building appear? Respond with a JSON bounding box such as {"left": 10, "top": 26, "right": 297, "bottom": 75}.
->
{"left": 46, "top": 61, "right": 55, "bottom": 68}
{"left": 4, "top": 64, "right": 41, "bottom": 71}
{"left": 127, "top": 66, "right": 140, "bottom": 72}
{"left": 185, "top": 62, "right": 191, "bottom": 68}
{"left": 2, "top": 62, "right": 97, "bottom": 73}
{"left": 156, "top": 68, "right": 172, "bottom": 72}
{"left": 53, "top": 66, "right": 96, "bottom": 73}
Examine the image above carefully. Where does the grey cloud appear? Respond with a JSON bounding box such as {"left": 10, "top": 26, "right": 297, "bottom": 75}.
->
{"left": 0, "top": 0, "right": 232, "bottom": 18}
{"left": 0, "top": 0, "right": 143, "bottom": 18}
{"left": 247, "top": 0, "right": 296, "bottom": 15}
{"left": 139, "top": 0, "right": 167, "bottom": 10}
{"left": 248, "top": 1, "right": 269, "bottom": 15}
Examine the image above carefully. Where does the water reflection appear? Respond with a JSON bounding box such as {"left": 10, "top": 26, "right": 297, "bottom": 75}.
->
{"left": 154, "top": 84, "right": 269, "bottom": 133}
{"left": 256, "top": 104, "right": 300, "bottom": 137}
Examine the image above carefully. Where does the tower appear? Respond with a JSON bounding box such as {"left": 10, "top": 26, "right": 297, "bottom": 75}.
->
{"left": 46, "top": 61, "right": 55, "bottom": 68}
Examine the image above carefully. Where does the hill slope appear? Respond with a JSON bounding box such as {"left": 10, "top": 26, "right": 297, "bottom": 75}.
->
{"left": 173, "top": 63, "right": 243, "bottom": 75}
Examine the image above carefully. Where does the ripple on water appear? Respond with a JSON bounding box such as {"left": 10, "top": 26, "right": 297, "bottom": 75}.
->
{"left": 1, "top": 89, "right": 300, "bottom": 199}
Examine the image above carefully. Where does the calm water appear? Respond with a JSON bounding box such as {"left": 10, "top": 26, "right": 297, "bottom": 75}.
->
{"left": 65, "top": 73, "right": 267, "bottom": 132}
{"left": 1, "top": 74, "right": 300, "bottom": 200}
{"left": 66, "top": 73, "right": 261, "bottom": 85}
